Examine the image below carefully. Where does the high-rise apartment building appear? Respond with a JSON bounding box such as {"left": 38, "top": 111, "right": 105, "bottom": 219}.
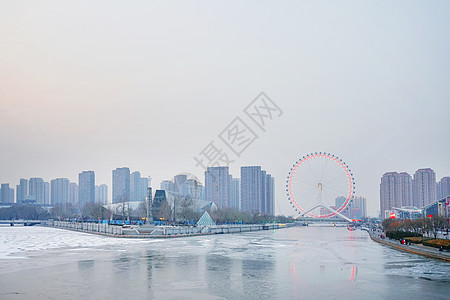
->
{"left": 335, "top": 196, "right": 347, "bottom": 213}
{"left": 438, "top": 177, "right": 450, "bottom": 199}
{"left": 95, "top": 184, "right": 108, "bottom": 204}
{"left": 112, "top": 167, "right": 130, "bottom": 203}
{"left": 0, "top": 183, "right": 14, "bottom": 203}
{"left": 240, "top": 166, "right": 276, "bottom": 214}
{"left": 43, "top": 182, "right": 49, "bottom": 205}
{"left": 345, "top": 196, "right": 367, "bottom": 219}
{"left": 138, "top": 177, "right": 147, "bottom": 201}
{"left": 260, "top": 170, "right": 266, "bottom": 214}
{"left": 205, "top": 166, "right": 231, "bottom": 209}
{"left": 380, "top": 171, "right": 415, "bottom": 219}
{"left": 160, "top": 180, "right": 174, "bottom": 194}
{"left": 241, "top": 166, "right": 262, "bottom": 213}
{"left": 230, "top": 178, "right": 240, "bottom": 210}
{"left": 380, "top": 172, "right": 401, "bottom": 219}
{"left": 354, "top": 196, "right": 368, "bottom": 218}
{"left": 16, "top": 178, "right": 28, "bottom": 203}
{"left": 174, "top": 174, "right": 187, "bottom": 196}
{"left": 336, "top": 195, "right": 367, "bottom": 219}
{"left": 398, "top": 172, "right": 413, "bottom": 207}
{"left": 130, "top": 171, "right": 140, "bottom": 201}
{"left": 160, "top": 180, "right": 174, "bottom": 198}
{"left": 185, "top": 179, "right": 202, "bottom": 200}
{"left": 264, "top": 174, "right": 275, "bottom": 215}
{"left": 51, "top": 178, "right": 70, "bottom": 205}
{"left": 198, "top": 185, "right": 205, "bottom": 201}
{"left": 240, "top": 166, "right": 275, "bottom": 214}
{"left": 78, "top": 171, "right": 95, "bottom": 207}
{"left": 69, "top": 182, "right": 78, "bottom": 206}
{"left": 413, "top": 168, "right": 436, "bottom": 208}
{"left": 130, "top": 171, "right": 148, "bottom": 202}
{"left": 29, "top": 178, "right": 45, "bottom": 204}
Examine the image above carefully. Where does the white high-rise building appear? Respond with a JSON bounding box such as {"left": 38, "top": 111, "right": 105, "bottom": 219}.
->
{"left": 185, "top": 179, "right": 202, "bottom": 200}
{"left": 398, "top": 172, "right": 413, "bottom": 207}
{"left": 413, "top": 168, "right": 436, "bottom": 208}
{"left": 241, "top": 166, "right": 262, "bottom": 213}
{"left": 51, "top": 178, "right": 70, "bottom": 205}
{"left": 240, "top": 166, "right": 275, "bottom": 215}
{"left": 69, "top": 182, "right": 78, "bottom": 206}
{"left": 174, "top": 174, "right": 187, "bottom": 196}
{"left": 95, "top": 184, "right": 108, "bottom": 205}
{"left": 130, "top": 171, "right": 148, "bottom": 202}
{"left": 380, "top": 172, "right": 401, "bottom": 219}
{"left": 438, "top": 177, "right": 450, "bottom": 199}
{"left": 0, "top": 183, "right": 14, "bottom": 203}
{"left": 43, "top": 182, "right": 49, "bottom": 205}
{"left": 380, "top": 171, "right": 415, "bottom": 219}
{"left": 112, "top": 167, "right": 130, "bottom": 203}
{"left": 16, "top": 178, "right": 28, "bottom": 203}
{"left": 138, "top": 177, "right": 148, "bottom": 201}
{"left": 78, "top": 171, "right": 95, "bottom": 208}
{"left": 205, "top": 167, "right": 231, "bottom": 209}
{"left": 130, "top": 171, "right": 141, "bottom": 202}
{"left": 29, "top": 178, "right": 45, "bottom": 204}
{"left": 336, "top": 195, "right": 367, "bottom": 219}
{"left": 230, "top": 178, "right": 240, "bottom": 210}
{"left": 265, "top": 174, "right": 275, "bottom": 215}
{"left": 160, "top": 180, "right": 174, "bottom": 195}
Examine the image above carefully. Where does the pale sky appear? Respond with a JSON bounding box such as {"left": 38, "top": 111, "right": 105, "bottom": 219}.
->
{"left": 1, "top": 0, "right": 449, "bottom": 217}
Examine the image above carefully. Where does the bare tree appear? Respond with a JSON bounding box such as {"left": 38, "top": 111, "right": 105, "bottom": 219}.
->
{"left": 82, "top": 202, "right": 110, "bottom": 221}
{"left": 429, "top": 216, "right": 446, "bottom": 239}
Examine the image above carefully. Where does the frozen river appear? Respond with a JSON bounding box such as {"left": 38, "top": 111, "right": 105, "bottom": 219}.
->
{"left": 0, "top": 225, "right": 449, "bottom": 299}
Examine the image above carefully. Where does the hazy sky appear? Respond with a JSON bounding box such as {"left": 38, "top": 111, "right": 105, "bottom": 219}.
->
{"left": 1, "top": 1, "right": 449, "bottom": 216}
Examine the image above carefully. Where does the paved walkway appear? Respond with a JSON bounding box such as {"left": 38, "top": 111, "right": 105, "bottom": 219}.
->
{"left": 365, "top": 229, "right": 450, "bottom": 262}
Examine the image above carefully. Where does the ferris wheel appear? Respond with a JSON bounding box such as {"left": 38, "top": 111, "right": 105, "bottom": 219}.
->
{"left": 286, "top": 152, "right": 356, "bottom": 219}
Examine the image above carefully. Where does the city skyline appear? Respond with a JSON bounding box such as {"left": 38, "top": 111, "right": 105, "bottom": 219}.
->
{"left": 1, "top": 164, "right": 449, "bottom": 218}
{"left": 379, "top": 168, "right": 450, "bottom": 219}
{"left": 1, "top": 2, "right": 449, "bottom": 217}
{"left": 1, "top": 2, "right": 449, "bottom": 298}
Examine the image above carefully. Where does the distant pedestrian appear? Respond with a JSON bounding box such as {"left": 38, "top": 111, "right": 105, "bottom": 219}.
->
{"left": 439, "top": 245, "right": 443, "bottom": 252}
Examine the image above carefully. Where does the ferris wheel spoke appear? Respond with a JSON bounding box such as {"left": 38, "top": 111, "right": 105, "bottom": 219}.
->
{"left": 319, "top": 156, "right": 330, "bottom": 181}
{"left": 297, "top": 185, "right": 319, "bottom": 199}
{"left": 322, "top": 188, "right": 337, "bottom": 203}
{"left": 304, "top": 159, "right": 320, "bottom": 182}
{"left": 323, "top": 189, "right": 335, "bottom": 203}
{"left": 293, "top": 187, "right": 317, "bottom": 203}
{"left": 298, "top": 191, "right": 320, "bottom": 206}
{"left": 323, "top": 173, "right": 345, "bottom": 186}
{"left": 295, "top": 180, "right": 317, "bottom": 188}
{"left": 324, "top": 184, "right": 348, "bottom": 195}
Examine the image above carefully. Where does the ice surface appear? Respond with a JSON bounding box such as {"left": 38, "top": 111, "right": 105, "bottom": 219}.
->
{"left": 0, "top": 225, "right": 154, "bottom": 259}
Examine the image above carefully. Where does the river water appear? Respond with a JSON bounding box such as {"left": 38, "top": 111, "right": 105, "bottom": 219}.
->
{"left": 0, "top": 225, "right": 449, "bottom": 299}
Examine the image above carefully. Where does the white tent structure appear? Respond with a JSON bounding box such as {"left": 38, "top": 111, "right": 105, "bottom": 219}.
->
{"left": 196, "top": 211, "right": 216, "bottom": 226}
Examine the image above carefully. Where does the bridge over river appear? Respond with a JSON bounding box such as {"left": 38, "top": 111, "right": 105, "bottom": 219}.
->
{"left": 0, "top": 220, "right": 42, "bottom": 226}
{"left": 296, "top": 217, "right": 349, "bottom": 223}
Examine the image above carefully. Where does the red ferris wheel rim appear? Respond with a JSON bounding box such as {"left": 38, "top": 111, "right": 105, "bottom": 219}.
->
{"left": 286, "top": 152, "right": 355, "bottom": 218}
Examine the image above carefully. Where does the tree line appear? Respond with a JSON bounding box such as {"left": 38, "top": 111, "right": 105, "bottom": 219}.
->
{"left": 382, "top": 216, "right": 449, "bottom": 239}
{"left": 0, "top": 202, "right": 294, "bottom": 225}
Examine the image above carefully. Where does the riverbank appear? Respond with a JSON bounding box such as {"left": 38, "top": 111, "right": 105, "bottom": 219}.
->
{"left": 42, "top": 220, "right": 289, "bottom": 238}
{"left": 364, "top": 228, "right": 450, "bottom": 262}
